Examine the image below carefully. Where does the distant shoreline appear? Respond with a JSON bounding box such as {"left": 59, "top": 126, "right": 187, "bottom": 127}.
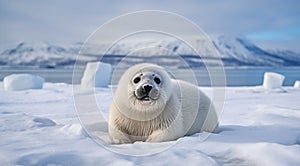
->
{"left": 1, "top": 67, "right": 299, "bottom": 86}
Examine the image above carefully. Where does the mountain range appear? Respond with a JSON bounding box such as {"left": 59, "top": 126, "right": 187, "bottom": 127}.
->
{"left": 1, "top": 36, "right": 299, "bottom": 68}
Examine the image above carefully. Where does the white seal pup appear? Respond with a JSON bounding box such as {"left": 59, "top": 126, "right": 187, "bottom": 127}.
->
{"left": 109, "top": 63, "right": 218, "bottom": 144}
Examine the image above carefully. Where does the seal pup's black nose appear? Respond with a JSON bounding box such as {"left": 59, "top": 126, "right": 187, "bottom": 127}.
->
{"left": 143, "top": 84, "right": 152, "bottom": 93}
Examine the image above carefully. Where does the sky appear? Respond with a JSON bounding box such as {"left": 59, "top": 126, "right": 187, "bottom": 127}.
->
{"left": 0, "top": 0, "right": 299, "bottom": 52}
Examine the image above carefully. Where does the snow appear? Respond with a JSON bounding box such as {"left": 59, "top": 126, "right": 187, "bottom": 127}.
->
{"left": 3, "top": 74, "right": 44, "bottom": 91}
{"left": 0, "top": 82, "right": 300, "bottom": 165}
{"left": 294, "top": 81, "right": 300, "bottom": 88}
{"left": 263, "top": 72, "right": 285, "bottom": 89}
{"left": 80, "top": 62, "right": 112, "bottom": 88}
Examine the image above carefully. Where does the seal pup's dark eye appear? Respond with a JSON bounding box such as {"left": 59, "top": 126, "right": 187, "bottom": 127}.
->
{"left": 133, "top": 77, "right": 141, "bottom": 84}
{"left": 154, "top": 77, "right": 161, "bottom": 84}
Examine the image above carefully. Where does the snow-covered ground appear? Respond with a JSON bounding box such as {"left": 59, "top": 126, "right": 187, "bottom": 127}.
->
{"left": 1, "top": 82, "right": 300, "bottom": 165}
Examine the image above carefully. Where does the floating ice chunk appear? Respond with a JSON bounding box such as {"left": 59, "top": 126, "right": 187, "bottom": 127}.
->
{"left": 294, "top": 81, "right": 300, "bottom": 88}
{"left": 262, "top": 72, "right": 285, "bottom": 89}
{"left": 3, "top": 74, "right": 44, "bottom": 91}
{"left": 81, "top": 62, "right": 112, "bottom": 88}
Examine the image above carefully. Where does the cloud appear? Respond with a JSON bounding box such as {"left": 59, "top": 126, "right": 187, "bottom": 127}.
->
{"left": 0, "top": 0, "right": 299, "bottom": 51}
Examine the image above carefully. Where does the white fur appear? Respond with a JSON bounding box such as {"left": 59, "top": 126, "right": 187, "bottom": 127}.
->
{"left": 109, "top": 63, "right": 218, "bottom": 144}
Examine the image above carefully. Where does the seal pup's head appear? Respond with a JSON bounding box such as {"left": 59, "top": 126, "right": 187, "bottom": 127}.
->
{"left": 114, "top": 63, "right": 173, "bottom": 120}
{"left": 132, "top": 70, "right": 161, "bottom": 103}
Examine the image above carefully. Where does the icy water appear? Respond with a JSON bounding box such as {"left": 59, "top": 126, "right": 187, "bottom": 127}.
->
{"left": 1, "top": 67, "right": 300, "bottom": 86}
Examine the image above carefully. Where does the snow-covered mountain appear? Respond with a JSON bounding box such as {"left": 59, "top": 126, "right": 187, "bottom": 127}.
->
{"left": 213, "top": 36, "right": 300, "bottom": 66}
{"left": 1, "top": 36, "right": 299, "bottom": 68}
{"left": 0, "top": 42, "right": 96, "bottom": 68}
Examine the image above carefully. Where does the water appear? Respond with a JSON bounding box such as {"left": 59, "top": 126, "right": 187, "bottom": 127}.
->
{"left": 1, "top": 67, "right": 300, "bottom": 86}
{"left": 223, "top": 68, "right": 300, "bottom": 86}
{"left": 0, "top": 67, "right": 84, "bottom": 84}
